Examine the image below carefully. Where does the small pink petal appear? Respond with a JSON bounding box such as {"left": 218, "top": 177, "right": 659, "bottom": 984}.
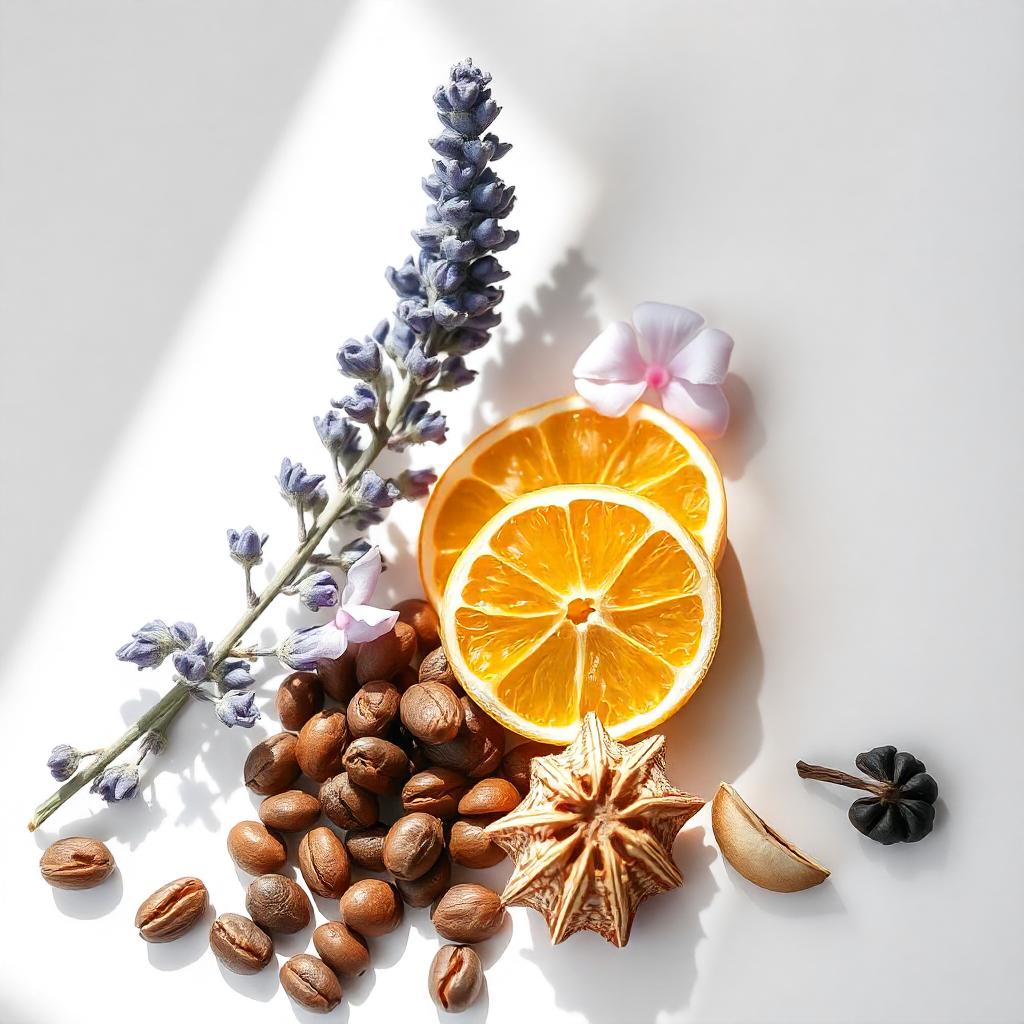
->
{"left": 660, "top": 379, "right": 731, "bottom": 439}
{"left": 668, "top": 327, "right": 733, "bottom": 386}
{"left": 632, "top": 302, "right": 704, "bottom": 366}
{"left": 572, "top": 321, "right": 646, "bottom": 383}
{"left": 343, "top": 604, "right": 399, "bottom": 644}
{"left": 341, "top": 546, "right": 382, "bottom": 607}
{"left": 575, "top": 377, "right": 647, "bottom": 418}
{"left": 334, "top": 608, "right": 352, "bottom": 631}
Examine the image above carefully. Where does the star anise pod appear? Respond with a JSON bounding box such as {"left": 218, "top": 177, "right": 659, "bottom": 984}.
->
{"left": 486, "top": 713, "right": 703, "bottom": 947}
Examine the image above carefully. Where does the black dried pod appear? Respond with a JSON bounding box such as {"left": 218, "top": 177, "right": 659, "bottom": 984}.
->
{"left": 796, "top": 745, "right": 938, "bottom": 845}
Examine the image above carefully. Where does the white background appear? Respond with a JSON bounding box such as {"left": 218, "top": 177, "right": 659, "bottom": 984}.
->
{"left": 1, "top": 2, "right": 1022, "bottom": 1022}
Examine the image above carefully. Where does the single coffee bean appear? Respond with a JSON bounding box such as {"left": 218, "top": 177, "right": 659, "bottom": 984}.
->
{"left": 339, "top": 879, "right": 403, "bottom": 937}
{"left": 296, "top": 709, "right": 350, "bottom": 783}
{"left": 393, "top": 598, "right": 440, "bottom": 653}
{"left": 346, "top": 680, "right": 401, "bottom": 738}
{"left": 298, "top": 826, "right": 351, "bottom": 899}
{"left": 280, "top": 954, "right": 342, "bottom": 1013}
{"left": 449, "top": 818, "right": 505, "bottom": 869}
{"left": 259, "top": 790, "right": 321, "bottom": 832}
{"left": 393, "top": 665, "right": 419, "bottom": 693}
{"left": 344, "top": 823, "right": 388, "bottom": 872}
{"left": 317, "top": 648, "right": 359, "bottom": 703}
{"left": 355, "top": 623, "right": 416, "bottom": 683}
{"left": 402, "top": 767, "right": 468, "bottom": 819}
{"left": 383, "top": 812, "right": 445, "bottom": 881}
{"left": 276, "top": 671, "right": 324, "bottom": 731}
{"left": 418, "top": 645, "right": 460, "bottom": 692}
{"left": 400, "top": 682, "right": 464, "bottom": 744}
{"left": 244, "top": 731, "right": 300, "bottom": 795}
{"left": 432, "top": 883, "right": 506, "bottom": 943}
{"left": 209, "top": 913, "right": 273, "bottom": 974}
{"left": 135, "top": 876, "right": 208, "bottom": 942}
{"left": 458, "top": 776, "right": 520, "bottom": 816}
{"left": 429, "top": 944, "right": 484, "bottom": 1013}
{"left": 423, "top": 697, "right": 503, "bottom": 778}
{"left": 313, "top": 921, "right": 370, "bottom": 978}
{"left": 342, "top": 736, "right": 410, "bottom": 795}
{"left": 226, "top": 820, "right": 288, "bottom": 875}
{"left": 396, "top": 851, "right": 451, "bottom": 908}
{"left": 502, "top": 740, "right": 559, "bottom": 795}
{"left": 39, "top": 837, "right": 115, "bottom": 890}
{"left": 320, "top": 772, "right": 378, "bottom": 830}
{"left": 246, "top": 873, "right": 312, "bottom": 934}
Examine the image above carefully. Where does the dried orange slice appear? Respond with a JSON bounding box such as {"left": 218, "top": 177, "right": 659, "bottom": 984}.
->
{"left": 419, "top": 395, "right": 725, "bottom": 610}
{"left": 439, "top": 484, "right": 721, "bottom": 743}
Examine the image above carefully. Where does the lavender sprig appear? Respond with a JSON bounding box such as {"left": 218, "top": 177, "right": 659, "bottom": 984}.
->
{"left": 28, "top": 58, "right": 516, "bottom": 832}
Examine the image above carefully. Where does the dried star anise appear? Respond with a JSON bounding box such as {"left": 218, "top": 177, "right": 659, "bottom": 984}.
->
{"left": 486, "top": 713, "right": 703, "bottom": 947}
{"left": 797, "top": 745, "right": 938, "bottom": 845}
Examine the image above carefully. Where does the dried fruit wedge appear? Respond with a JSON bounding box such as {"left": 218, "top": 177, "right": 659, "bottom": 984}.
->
{"left": 420, "top": 395, "right": 726, "bottom": 609}
{"left": 439, "top": 484, "right": 721, "bottom": 743}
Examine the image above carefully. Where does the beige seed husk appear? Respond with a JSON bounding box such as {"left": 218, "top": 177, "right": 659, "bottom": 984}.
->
{"left": 711, "top": 782, "right": 830, "bottom": 893}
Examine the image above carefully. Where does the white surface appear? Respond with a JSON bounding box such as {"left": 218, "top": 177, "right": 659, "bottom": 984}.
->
{"left": 1, "top": 2, "right": 1022, "bottom": 1022}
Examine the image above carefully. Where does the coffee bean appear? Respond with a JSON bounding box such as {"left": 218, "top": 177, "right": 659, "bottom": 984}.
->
{"left": 296, "top": 709, "right": 350, "bottom": 783}
{"left": 209, "top": 913, "right": 273, "bottom": 974}
{"left": 339, "top": 879, "right": 403, "bottom": 937}
{"left": 135, "top": 876, "right": 208, "bottom": 942}
{"left": 259, "top": 790, "right": 322, "bottom": 832}
{"left": 298, "top": 827, "right": 351, "bottom": 899}
{"left": 458, "top": 777, "right": 520, "bottom": 816}
{"left": 39, "top": 837, "right": 115, "bottom": 890}
{"left": 423, "top": 697, "right": 503, "bottom": 778}
{"left": 402, "top": 767, "right": 468, "bottom": 819}
{"left": 393, "top": 598, "right": 440, "bottom": 653}
{"left": 449, "top": 818, "right": 506, "bottom": 869}
{"left": 346, "top": 681, "right": 401, "bottom": 739}
{"left": 428, "top": 944, "right": 484, "bottom": 1013}
{"left": 341, "top": 736, "right": 410, "bottom": 795}
{"left": 227, "top": 821, "right": 288, "bottom": 876}
{"left": 246, "top": 874, "right": 312, "bottom": 934}
{"left": 400, "top": 682, "right": 464, "bottom": 744}
{"left": 313, "top": 921, "right": 370, "bottom": 978}
{"left": 418, "top": 646, "right": 460, "bottom": 692}
{"left": 276, "top": 671, "right": 324, "bottom": 731}
{"left": 320, "top": 772, "right": 379, "bottom": 830}
{"left": 383, "top": 812, "right": 444, "bottom": 881}
{"left": 344, "top": 823, "right": 388, "bottom": 872}
{"left": 317, "top": 648, "right": 359, "bottom": 703}
{"left": 501, "top": 740, "right": 559, "bottom": 795}
{"left": 431, "top": 883, "right": 506, "bottom": 943}
{"left": 396, "top": 851, "right": 451, "bottom": 908}
{"left": 280, "top": 954, "right": 341, "bottom": 1013}
{"left": 355, "top": 624, "right": 416, "bottom": 683}
{"left": 244, "top": 732, "right": 300, "bottom": 795}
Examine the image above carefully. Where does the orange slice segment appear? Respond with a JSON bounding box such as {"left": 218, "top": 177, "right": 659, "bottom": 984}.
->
{"left": 419, "top": 395, "right": 726, "bottom": 609}
{"left": 440, "top": 484, "right": 721, "bottom": 743}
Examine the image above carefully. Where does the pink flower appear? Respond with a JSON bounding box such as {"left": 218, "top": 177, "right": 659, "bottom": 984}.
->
{"left": 276, "top": 546, "right": 398, "bottom": 669}
{"left": 573, "top": 302, "right": 734, "bottom": 438}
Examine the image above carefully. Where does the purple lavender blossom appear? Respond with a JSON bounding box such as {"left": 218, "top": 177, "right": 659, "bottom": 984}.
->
{"left": 395, "top": 468, "right": 437, "bottom": 500}
{"left": 91, "top": 763, "right": 140, "bottom": 802}
{"left": 297, "top": 570, "right": 339, "bottom": 611}
{"left": 227, "top": 527, "right": 267, "bottom": 567}
{"left": 277, "top": 458, "right": 327, "bottom": 507}
{"left": 277, "top": 623, "right": 347, "bottom": 670}
{"left": 337, "top": 383, "right": 377, "bottom": 425}
{"left": 355, "top": 470, "right": 400, "bottom": 510}
{"left": 47, "top": 744, "right": 81, "bottom": 781}
{"left": 313, "top": 410, "right": 361, "bottom": 459}
{"left": 217, "top": 658, "right": 255, "bottom": 690}
{"left": 436, "top": 355, "right": 476, "bottom": 391}
{"left": 115, "top": 620, "right": 177, "bottom": 670}
{"left": 172, "top": 637, "right": 211, "bottom": 683}
{"left": 337, "top": 337, "right": 383, "bottom": 381}
{"left": 215, "top": 691, "right": 260, "bottom": 729}
{"left": 404, "top": 342, "right": 441, "bottom": 383}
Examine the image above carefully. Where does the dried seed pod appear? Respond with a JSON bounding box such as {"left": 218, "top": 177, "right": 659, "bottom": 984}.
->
{"left": 393, "top": 598, "right": 440, "bottom": 653}
{"left": 244, "top": 732, "right": 300, "bottom": 795}
{"left": 209, "top": 913, "right": 274, "bottom": 974}
{"left": 298, "top": 827, "right": 351, "bottom": 899}
{"left": 313, "top": 921, "right": 370, "bottom": 978}
{"left": 259, "top": 790, "right": 322, "bottom": 832}
{"left": 317, "top": 648, "right": 359, "bottom": 703}
{"left": 320, "top": 772, "right": 379, "bottom": 830}
{"left": 135, "top": 877, "right": 209, "bottom": 942}
{"left": 280, "top": 954, "right": 342, "bottom": 1013}
{"left": 431, "top": 883, "right": 506, "bottom": 943}
{"left": 39, "top": 837, "right": 115, "bottom": 890}
{"left": 429, "top": 944, "right": 484, "bottom": 1013}
{"left": 296, "top": 710, "right": 350, "bottom": 783}
{"left": 276, "top": 671, "right": 324, "bottom": 731}
{"left": 458, "top": 777, "right": 520, "bottom": 816}
{"left": 502, "top": 740, "right": 560, "bottom": 796}
{"left": 711, "top": 783, "right": 830, "bottom": 893}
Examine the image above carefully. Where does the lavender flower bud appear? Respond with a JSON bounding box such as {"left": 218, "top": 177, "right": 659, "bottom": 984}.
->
{"left": 432, "top": 299, "right": 468, "bottom": 329}
{"left": 216, "top": 658, "right": 255, "bottom": 690}
{"left": 393, "top": 401, "right": 448, "bottom": 449}
{"left": 277, "top": 623, "right": 347, "bottom": 671}
{"left": 314, "top": 409, "right": 361, "bottom": 458}
{"left": 337, "top": 337, "right": 383, "bottom": 381}
{"left": 338, "top": 383, "right": 378, "bottom": 424}
{"left": 91, "top": 763, "right": 140, "bottom": 802}
{"left": 115, "top": 619, "right": 177, "bottom": 670}
{"left": 170, "top": 621, "right": 197, "bottom": 648}
{"left": 277, "top": 458, "right": 327, "bottom": 505}
{"left": 437, "top": 355, "right": 477, "bottom": 391}
{"left": 297, "top": 570, "right": 339, "bottom": 611}
{"left": 440, "top": 236, "right": 477, "bottom": 262}
{"left": 47, "top": 744, "right": 81, "bottom": 781}
{"left": 354, "top": 470, "right": 400, "bottom": 510}
{"left": 404, "top": 342, "right": 441, "bottom": 383}
{"left": 335, "top": 537, "right": 372, "bottom": 571}
{"left": 386, "top": 257, "right": 423, "bottom": 297}
{"left": 431, "top": 259, "right": 467, "bottom": 294}
{"left": 471, "top": 218, "right": 504, "bottom": 249}
{"left": 385, "top": 321, "right": 415, "bottom": 362}
{"left": 215, "top": 691, "right": 260, "bottom": 729}
{"left": 227, "top": 526, "right": 267, "bottom": 568}
{"left": 430, "top": 130, "right": 465, "bottom": 160}
{"left": 395, "top": 468, "right": 437, "bottom": 500}
{"left": 172, "top": 637, "right": 211, "bottom": 683}
{"left": 138, "top": 730, "right": 167, "bottom": 758}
